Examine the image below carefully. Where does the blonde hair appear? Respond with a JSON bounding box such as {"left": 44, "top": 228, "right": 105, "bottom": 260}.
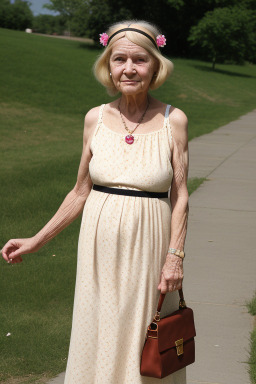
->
{"left": 93, "top": 20, "right": 174, "bottom": 96}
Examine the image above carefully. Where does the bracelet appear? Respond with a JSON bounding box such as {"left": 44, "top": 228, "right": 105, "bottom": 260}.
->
{"left": 167, "top": 247, "right": 185, "bottom": 259}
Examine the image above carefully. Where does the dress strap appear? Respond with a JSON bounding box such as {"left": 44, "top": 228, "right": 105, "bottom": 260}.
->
{"left": 97, "top": 104, "right": 106, "bottom": 126}
{"left": 164, "top": 104, "right": 171, "bottom": 121}
{"left": 93, "top": 104, "right": 105, "bottom": 137}
{"left": 89, "top": 104, "right": 106, "bottom": 152}
{"left": 164, "top": 104, "right": 172, "bottom": 141}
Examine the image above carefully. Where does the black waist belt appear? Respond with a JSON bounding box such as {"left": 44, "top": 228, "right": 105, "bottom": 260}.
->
{"left": 92, "top": 184, "right": 168, "bottom": 198}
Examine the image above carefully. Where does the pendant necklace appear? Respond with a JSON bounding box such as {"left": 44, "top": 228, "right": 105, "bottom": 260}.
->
{"left": 118, "top": 98, "right": 150, "bottom": 144}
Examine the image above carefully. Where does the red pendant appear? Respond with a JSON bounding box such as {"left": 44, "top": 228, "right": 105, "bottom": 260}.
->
{"left": 125, "top": 134, "right": 134, "bottom": 144}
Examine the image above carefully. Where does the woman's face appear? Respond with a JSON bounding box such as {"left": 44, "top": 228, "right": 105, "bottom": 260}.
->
{"left": 109, "top": 37, "right": 157, "bottom": 96}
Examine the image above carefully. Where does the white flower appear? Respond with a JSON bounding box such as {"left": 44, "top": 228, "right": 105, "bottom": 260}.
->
{"left": 6, "top": 332, "right": 11, "bottom": 336}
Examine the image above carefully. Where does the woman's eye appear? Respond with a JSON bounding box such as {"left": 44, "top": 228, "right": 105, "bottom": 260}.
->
{"left": 115, "top": 57, "right": 124, "bottom": 61}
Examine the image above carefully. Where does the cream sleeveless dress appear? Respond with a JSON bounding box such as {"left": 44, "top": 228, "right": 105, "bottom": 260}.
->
{"left": 64, "top": 104, "right": 186, "bottom": 384}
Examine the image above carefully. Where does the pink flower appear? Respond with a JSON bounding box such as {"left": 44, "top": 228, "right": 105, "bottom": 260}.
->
{"left": 156, "top": 35, "right": 166, "bottom": 48}
{"left": 99, "top": 33, "right": 109, "bottom": 47}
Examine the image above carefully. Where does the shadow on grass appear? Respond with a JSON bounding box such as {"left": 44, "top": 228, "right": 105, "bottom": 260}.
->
{"left": 192, "top": 64, "right": 255, "bottom": 78}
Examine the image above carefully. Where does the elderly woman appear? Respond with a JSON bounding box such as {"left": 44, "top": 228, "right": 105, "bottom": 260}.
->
{"left": 1, "top": 20, "right": 189, "bottom": 384}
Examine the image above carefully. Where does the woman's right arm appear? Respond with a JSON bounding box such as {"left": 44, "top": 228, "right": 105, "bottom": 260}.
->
{"left": 1, "top": 107, "right": 100, "bottom": 264}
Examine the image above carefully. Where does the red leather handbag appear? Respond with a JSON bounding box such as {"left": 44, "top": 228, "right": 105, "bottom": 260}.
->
{"left": 140, "top": 288, "right": 196, "bottom": 378}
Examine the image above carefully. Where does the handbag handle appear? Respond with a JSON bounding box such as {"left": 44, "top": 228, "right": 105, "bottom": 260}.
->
{"left": 153, "top": 288, "right": 186, "bottom": 322}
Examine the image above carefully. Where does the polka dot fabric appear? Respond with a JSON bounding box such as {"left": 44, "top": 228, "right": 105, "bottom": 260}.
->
{"left": 64, "top": 104, "right": 187, "bottom": 384}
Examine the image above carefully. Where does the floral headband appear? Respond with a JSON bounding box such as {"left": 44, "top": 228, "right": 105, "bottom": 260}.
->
{"left": 99, "top": 27, "right": 166, "bottom": 49}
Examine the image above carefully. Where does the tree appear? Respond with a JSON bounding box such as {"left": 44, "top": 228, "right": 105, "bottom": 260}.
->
{"left": 32, "top": 14, "right": 66, "bottom": 35}
{"left": 83, "top": 0, "right": 251, "bottom": 55}
{"left": 85, "top": 0, "right": 132, "bottom": 43}
{"left": 43, "top": 0, "right": 88, "bottom": 36}
{"left": 70, "top": 1, "right": 89, "bottom": 37}
{"left": 19, "top": 0, "right": 256, "bottom": 60}
{"left": 0, "top": 0, "right": 12, "bottom": 29}
{"left": 0, "top": 0, "right": 33, "bottom": 30}
{"left": 188, "top": 6, "right": 256, "bottom": 68}
{"left": 9, "top": 0, "right": 33, "bottom": 30}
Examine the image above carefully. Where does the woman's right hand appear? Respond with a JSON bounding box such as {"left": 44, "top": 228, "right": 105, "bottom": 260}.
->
{"left": 0, "top": 237, "right": 41, "bottom": 264}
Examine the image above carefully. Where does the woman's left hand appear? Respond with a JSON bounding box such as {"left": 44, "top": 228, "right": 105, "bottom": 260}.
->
{"left": 157, "top": 253, "right": 184, "bottom": 293}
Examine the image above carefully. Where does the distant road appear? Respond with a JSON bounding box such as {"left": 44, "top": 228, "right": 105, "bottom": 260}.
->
{"left": 33, "top": 33, "right": 94, "bottom": 44}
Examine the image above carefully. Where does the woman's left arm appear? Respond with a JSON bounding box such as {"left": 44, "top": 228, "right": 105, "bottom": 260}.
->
{"left": 158, "top": 108, "right": 189, "bottom": 294}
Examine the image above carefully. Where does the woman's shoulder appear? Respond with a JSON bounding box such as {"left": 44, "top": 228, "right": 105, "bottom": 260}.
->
{"left": 82, "top": 105, "right": 105, "bottom": 144}
{"left": 84, "top": 101, "right": 117, "bottom": 123}
{"left": 151, "top": 99, "right": 188, "bottom": 122}
{"left": 84, "top": 105, "right": 104, "bottom": 126}
{"left": 169, "top": 105, "right": 188, "bottom": 128}
{"left": 168, "top": 105, "right": 188, "bottom": 145}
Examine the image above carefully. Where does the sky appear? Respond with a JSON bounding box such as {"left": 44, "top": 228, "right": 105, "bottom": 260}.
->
{"left": 27, "top": 0, "right": 59, "bottom": 16}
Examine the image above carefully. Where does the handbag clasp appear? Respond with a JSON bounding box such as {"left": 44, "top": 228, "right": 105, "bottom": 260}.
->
{"left": 179, "top": 299, "right": 187, "bottom": 309}
{"left": 175, "top": 338, "right": 184, "bottom": 356}
{"left": 153, "top": 311, "right": 161, "bottom": 322}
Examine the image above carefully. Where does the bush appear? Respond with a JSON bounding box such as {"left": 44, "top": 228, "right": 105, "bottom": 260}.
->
{"left": 188, "top": 6, "right": 256, "bottom": 68}
{"left": 32, "top": 14, "right": 67, "bottom": 35}
{"left": 0, "top": 0, "right": 33, "bottom": 31}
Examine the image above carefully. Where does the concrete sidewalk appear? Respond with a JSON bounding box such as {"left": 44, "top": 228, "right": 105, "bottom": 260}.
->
{"left": 185, "top": 110, "right": 256, "bottom": 384}
{"left": 47, "top": 110, "right": 256, "bottom": 384}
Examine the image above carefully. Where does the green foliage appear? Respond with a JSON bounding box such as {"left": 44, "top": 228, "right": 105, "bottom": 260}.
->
{"left": 247, "top": 292, "right": 256, "bottom": 316}
{"left": 70, "top": 1, "right": 90, "bottom": 37}
{"left": 0, "top": 0, "right": 10, "bottom": 29}
{"left": 249, "top": 328, "right": 256, "bottom": 384}
{"left": 82, "top": 0, "right": 256, "bottom": 58}
{"left": 0, "top": 0, "right": 33, "bottom": 30}
{"left": 43, "top": 0, "right": 89, "bottom": 36}
{"left": 187, "top": 177, "right": 206, "bottom": 195}
{"left": 1, "top": 0, "right": 256, "bottom": 62}
{"left": 85, "top": 0, "right": 132, "bottom": 43}
{"left": 246, "top": 292, "right": 256, "bottom": 383}
{"left": 43, "top": 0, "right": 84, "bottom": 18}
{"left": 188, "top": 6, "right": 256, "bottom": 68}
{"left": 32, "top": 14, "right": 66, "bottom": 35}
{"left": 114, "top": 0, "right": 256, "bottom": 57}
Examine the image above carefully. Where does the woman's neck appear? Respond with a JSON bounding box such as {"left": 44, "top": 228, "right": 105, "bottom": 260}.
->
{"left": 119, "top": 93, "right": 151, "bottom": 117}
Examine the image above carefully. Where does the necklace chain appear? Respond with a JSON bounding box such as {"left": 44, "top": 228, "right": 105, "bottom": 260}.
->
{"left": 118, "top": 98, "right": 150, "bottom": 135}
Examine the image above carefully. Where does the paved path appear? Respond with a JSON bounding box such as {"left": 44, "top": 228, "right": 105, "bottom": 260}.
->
{"left": 186, "top": 110, "right": 256, "bottom": 384}
{"left": 47, "top": 110, "right": 256, "bottom": 384}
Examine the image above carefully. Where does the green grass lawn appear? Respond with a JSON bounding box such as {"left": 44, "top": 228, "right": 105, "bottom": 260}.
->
{"left": 247, "top": 294, "right": 256, "bottom": 384}
{"left": 0, "top": 27, "right": 256, "bottom": 383}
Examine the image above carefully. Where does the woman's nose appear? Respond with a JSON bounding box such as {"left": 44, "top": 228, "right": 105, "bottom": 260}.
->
{"left": 123, "top": 59, "right": 135, "bottom": 74}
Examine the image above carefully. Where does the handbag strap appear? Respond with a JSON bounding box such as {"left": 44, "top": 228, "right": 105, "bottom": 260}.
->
{"left": 156, "top": 288, "right": 186, "bottom": 313}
